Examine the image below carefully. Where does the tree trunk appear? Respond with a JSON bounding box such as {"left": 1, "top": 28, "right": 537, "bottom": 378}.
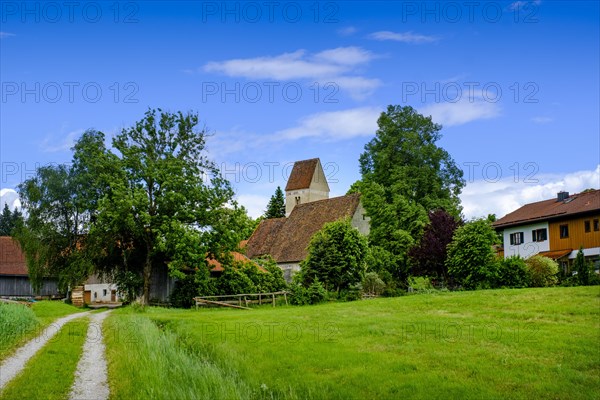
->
{"left": 142, "top": 243, "right": 152, "bottom": 305}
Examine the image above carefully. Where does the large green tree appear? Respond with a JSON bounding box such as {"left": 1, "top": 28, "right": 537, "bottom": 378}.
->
{"left": 94, "top": 109, "right": 239, "bottom": 304}
{"left": 359, "top": 105, "right": 465, "bottom": 215}
{"left": 264, "top": 186, "right": 285, "bottom": 218}
{"left": 357, "top": 105, "right": 465, "bottom": 285}
{"left": 15, "top": 162, "right": 92, "bottom": 292}
{"left": 299, "top": 219, "right": 369, "bottom": 292}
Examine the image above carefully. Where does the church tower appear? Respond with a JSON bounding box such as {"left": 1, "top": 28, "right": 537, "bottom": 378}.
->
{"left": 285, "top": 158, "right": 330, "bottom": 216}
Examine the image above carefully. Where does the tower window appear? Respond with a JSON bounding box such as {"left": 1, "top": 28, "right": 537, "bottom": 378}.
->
{"left": 295, "top": 196, "right": 301, "bottom": 205}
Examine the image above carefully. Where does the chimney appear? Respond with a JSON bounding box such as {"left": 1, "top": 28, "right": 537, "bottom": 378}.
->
{"left": 557, "top": 191, "right": 569, "bottom": 202}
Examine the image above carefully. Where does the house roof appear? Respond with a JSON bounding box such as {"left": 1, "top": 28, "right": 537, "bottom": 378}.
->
{"left": 0, "top": 236, "right": 28, "bottom": 276}
{"left": 246, "top": 193, "right": 362, "bottom": 263}
{"left": 493, "top": 190, "right": 600, "bottom": 229}
{"left": 207, "top": 251, "right": 266, "bottom": 273}
{"left": 285, "top": 158, "right": 319, "bottom": 191}
{"left": 537, "top": 249, "right": 572, "bottom": 260}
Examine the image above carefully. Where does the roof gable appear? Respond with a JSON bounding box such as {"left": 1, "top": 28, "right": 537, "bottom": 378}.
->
{"left": 493, "top": 189, "right": 600, "bottom": 228}
{"left": 246, "top": 193, "right": 362, "bottom": 263}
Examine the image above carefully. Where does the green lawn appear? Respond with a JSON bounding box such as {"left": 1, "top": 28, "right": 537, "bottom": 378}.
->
{"left": 0, "top": 318, "right": 89, "bottom": 400}
{"left": 0, "top": 301, "right": 83, "bottom": 360}
{"left": 105, "top": 286, "right": 600, "bottom": 399}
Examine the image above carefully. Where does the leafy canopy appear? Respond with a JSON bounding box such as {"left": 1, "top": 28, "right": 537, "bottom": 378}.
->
{"left": 446, "top": 218, "right": 499, "bottom": 290}
{"left": 300, "top": 218, "right": 369, "bottom": 292}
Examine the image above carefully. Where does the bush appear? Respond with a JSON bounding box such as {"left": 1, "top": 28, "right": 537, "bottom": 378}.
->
{"left": 407, "top": 276, "right": 435, "bottom": 294}
{"left": 525, "top": 255, "right": 558, "bottom": 287}
{"left": 307, "top": 279, "right": 328, "bottom": 304}
{"left": 252, "top": 256, "right": 288, "bottom": 293}
{"left": 300, "top": 219, "right": 368, "bottom": 292}
{"left": 446, "top": 219, "right": 499, "bottom": 290}
{"left": 216, "top": 267, "right": 257, "bottom": 295}
{"left": 496, "top": 256, "right": 531, "bottom": 288}
{"left": 288, "top": 279, "right": 327, "bottom": 305}
{"left": 362, "top": 272, "right": 386, "bottom": 296}
{"left": 573, "top": 247, "right": 592, "bottom": 286}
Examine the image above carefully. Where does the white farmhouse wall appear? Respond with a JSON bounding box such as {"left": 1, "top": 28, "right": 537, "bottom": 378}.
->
{"left": 84, "top": 283, "right": 118, "bottom": 303}
{"left": 503, "top": 222, "right": 550, "bottom": 259}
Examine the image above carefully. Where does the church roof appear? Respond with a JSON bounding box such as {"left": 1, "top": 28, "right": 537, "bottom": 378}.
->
{"left": 246, "top": 193, "right": 362, "bottom": 263}
{"left": 285, "top": 158, "right": 319, "bottom": 191}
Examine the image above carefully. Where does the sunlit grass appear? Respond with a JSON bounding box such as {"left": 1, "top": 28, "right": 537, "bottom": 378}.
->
{"left": 105, "top": 313, "right": 255, "bottom": 400}
{"left": 108, "top": 287, "right": 600, "bottom": 399}
{"left": 0, "top": 301, "right": 83, "bottom": 360}
{"left": 0, "top": 318, "right": 89, "bottom": 400}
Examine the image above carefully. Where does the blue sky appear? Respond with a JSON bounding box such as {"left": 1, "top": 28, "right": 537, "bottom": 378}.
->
{"left": 1, "top": 0, "right": 599, "bottom": 219}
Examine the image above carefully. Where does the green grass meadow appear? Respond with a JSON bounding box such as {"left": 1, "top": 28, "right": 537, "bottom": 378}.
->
{"left": 0, "top": 301, "right": 83, "bottom": 360}
{"left": 105, "top": 286, "right": 600, "bottom": 399}
{"left": 0, "top": 318, "right": 89, "bottom": 400}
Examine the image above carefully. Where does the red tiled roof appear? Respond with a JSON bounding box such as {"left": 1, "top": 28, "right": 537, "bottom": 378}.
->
{"left": 493, "top": 190, "right": 600, "bottom": 229}
{"left": 207, "top": 251, "right": 266, "bottom": 272}
{"left": 246, "top": 193, "right": 362, "bottom": 263}
{"left": 285, "top": 158, "right": 319, "bottom": 191}
{"left": 0, "top": 236, "right": 28, "bottom": 276}
{"left": 537, "top": 249, "right": 572, "bottom": 260}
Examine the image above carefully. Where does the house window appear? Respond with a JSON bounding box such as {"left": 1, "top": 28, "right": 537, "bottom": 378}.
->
{"left": 532, "top": 228, "right": 547, "bottom": 242}
{"left": 510, "top": 232, "right": 524, "bottom": 245}
{"left": 585, "top": 220, "right": 591, "bottom": 233}
{"left": 559, "top": 224, "right": 569, "bottom": 239}
{"left": 594, "top": 219, "right": 599, "bottom": 231}
{"left": 103, "top": 289, "right": 108, "bottom": 297}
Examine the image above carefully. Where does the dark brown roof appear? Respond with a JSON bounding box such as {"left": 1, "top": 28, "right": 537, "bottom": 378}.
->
{"left": 246, "top": 193, "right": 362, "bottom": 263}
{"left": 245, "top": 218, "right": 286, "bottom": 259}
{"left": 0, "top": 237, "right": 28, "bottom": 276}
{"left": 285, "top": 158, "right": 319, "bottom": 191}
{"left": 493, "top": 190, "right": 600, "bottom": 229}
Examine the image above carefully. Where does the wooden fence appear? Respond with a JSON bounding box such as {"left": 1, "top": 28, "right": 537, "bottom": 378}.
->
{"left": 194, "top": 291, "right": 288, "bottom": 310}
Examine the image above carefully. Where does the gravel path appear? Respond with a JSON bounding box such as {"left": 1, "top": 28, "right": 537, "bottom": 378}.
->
{"left": 69, "top": 311, "right": 112, "bottom": 400}
{"left": 0, "top": 311, "right": 90, "bottom": 390}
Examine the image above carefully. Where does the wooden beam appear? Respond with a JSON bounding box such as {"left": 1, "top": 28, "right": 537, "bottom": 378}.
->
{"left": 195, "top": 298, "right": 251, "bottom": 310}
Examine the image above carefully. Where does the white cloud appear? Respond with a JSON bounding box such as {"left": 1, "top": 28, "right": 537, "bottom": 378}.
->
{"left": 368, "top": 31, "right": 439, "bottom": 44}
{"left": 275, "top": 107, "right": 380, "bottom": 141}
{"left": 460, "top": 165, "right": 600, "bottom": 220}
{"left": 337, "top": 26, "right": 357, "bottom": 36}
{"left": 313, "top": 47, "right": 374, "bottom": 66}
{"left": 420, "top": 99, "right": 500, "bottom": 127}
{"left": 39, "top": 129, "right": 83, "bottom": 153}
{"left": 531, "top": 116, "right": 553, "bottom": 124}
{"left": 0, "top": 32, "right": 15, "bottom": 39}
{"left": 0, "top": 189, "right": 21, "bottom": 211}
{"left": 203, "top": 47, "right": 380, "bottom": 99}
